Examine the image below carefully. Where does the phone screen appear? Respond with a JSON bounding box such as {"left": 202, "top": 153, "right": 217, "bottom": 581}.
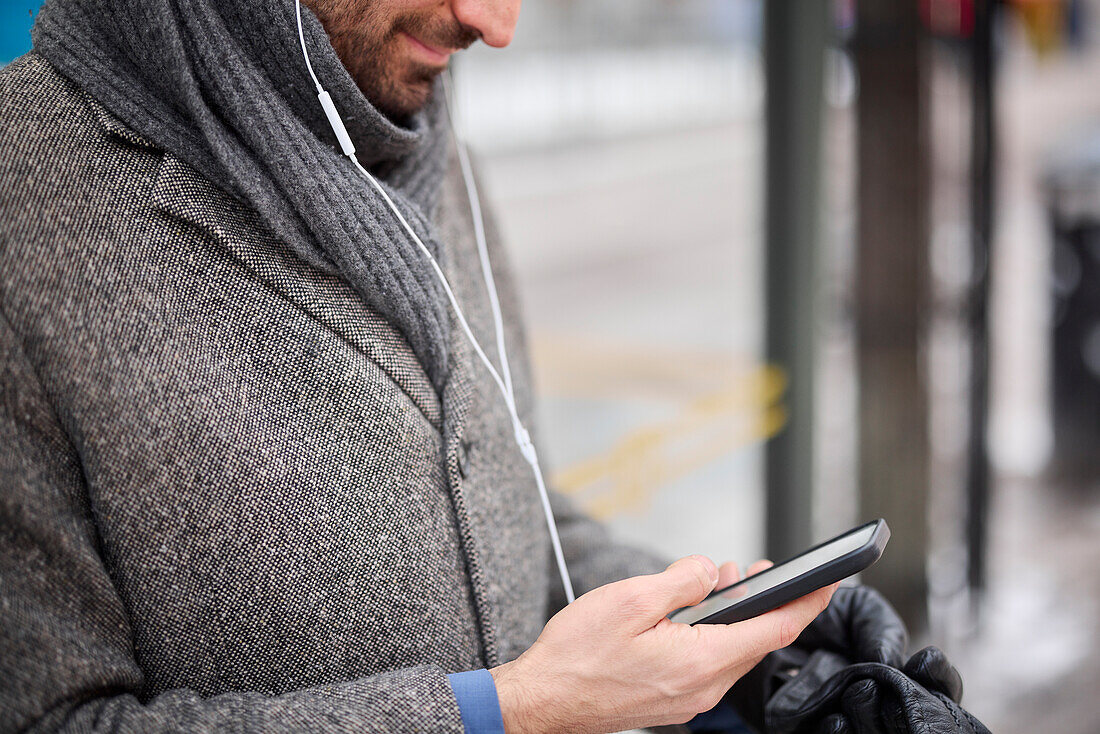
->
{"left": 668, "top": 523, "right": 877, "bottom": 625}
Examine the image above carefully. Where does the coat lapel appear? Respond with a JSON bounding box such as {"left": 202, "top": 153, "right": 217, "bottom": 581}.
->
{"left": 146, "top": 150, "right": 443, "bottom": 430}
{"left": 83, "top": 91, "right": 441, "bottom": 426}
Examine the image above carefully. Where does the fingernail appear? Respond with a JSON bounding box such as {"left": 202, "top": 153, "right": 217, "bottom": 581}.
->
{"left": 690, "top": 555, "right": 719, "bottom": 584}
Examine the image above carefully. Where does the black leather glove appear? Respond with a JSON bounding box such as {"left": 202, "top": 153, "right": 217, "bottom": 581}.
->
{"left": 764, "top": 646, "right": 989, "bottom": 734}
{"left": 903, "top": 646, "right": 964, "bottom": 704}
{"left": 726, "top": 585, "right": 909, "bottom": 731}
{"left": 795, "top": 585, "right": 909, "bottom": 668}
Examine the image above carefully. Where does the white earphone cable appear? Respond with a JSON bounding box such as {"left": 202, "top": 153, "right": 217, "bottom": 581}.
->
{"left": 294, "top": 0, "right": 575, "bottom": 605}
{"left": 295, "top": 1, "right": 322, "bottom": 92}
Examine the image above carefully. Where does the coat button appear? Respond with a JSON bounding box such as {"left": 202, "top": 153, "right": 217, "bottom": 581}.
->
{"left": 457, "top": 440, "right": 471, "bottom": 480}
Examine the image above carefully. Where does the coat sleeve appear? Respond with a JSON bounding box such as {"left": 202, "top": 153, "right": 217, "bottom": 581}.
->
{"left": 545, "top": 489, "right": 670, "bottom": 611}
{"left": 0, "top": 311, "right": 466, "bottom": 734}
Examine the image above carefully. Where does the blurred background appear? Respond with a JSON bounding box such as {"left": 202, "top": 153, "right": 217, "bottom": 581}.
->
{"left": 452, "top": 1, "right": 1100, "bottom": 731}
{"left": 5, "top": 0, "right": 1099, "bottom": 731}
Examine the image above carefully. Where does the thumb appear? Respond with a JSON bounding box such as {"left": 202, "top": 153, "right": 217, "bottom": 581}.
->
{"left": 648, "top": 555, "right": 719, "bottom": 619}
{"left": 589, "top": 555, "right": 719, "bottom": 630}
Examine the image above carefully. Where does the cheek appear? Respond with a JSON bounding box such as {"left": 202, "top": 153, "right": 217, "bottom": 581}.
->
{"left": 337, "top": 23, "right": 398, "bottom": 82}
{"left": 327, "top": 0, "right": 394, "bottom": 52}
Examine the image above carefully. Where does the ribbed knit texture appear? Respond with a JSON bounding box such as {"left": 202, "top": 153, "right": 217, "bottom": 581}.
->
{"left": 32, "top": 0, "right": 454, "bottom": 390}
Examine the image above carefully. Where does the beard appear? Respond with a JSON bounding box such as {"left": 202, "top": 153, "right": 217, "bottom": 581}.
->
{"left": 310, "top": 1, "right": 480, "bottom": 124}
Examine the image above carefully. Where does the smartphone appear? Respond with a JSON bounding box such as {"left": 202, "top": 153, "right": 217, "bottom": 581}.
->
{"left": 668, "top": 518, "right": 890, "bottom": 625}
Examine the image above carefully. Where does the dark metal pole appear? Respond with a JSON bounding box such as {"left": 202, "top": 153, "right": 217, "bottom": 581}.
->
{"left": 967, "top": 0, "right": 996, "bottom": 601}
{"left": 763, "top": 0, "right": 828, "bottom": 562}
{"left": 853, "top": 0, "right": 931, "bottom": 633}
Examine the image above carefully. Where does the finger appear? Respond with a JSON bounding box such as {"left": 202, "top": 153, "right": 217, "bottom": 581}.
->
{"left": 713, "top": 582, "right": 838, "bottom": 662}
{"left": 716, "top": 561, "right": 741, "bottom": 589}
{"left": 715, "top": 559, "right": 771, "bottom": 594}
{"left": 612, "top": 555, "right": 718, "bottom": 623}
{"left": 746, "top": 559, "right": 773, "bottom": 576}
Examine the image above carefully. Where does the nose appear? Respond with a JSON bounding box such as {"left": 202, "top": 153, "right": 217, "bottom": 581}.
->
{"left": 450, "top": 0, "right": 521, "bottom": 48}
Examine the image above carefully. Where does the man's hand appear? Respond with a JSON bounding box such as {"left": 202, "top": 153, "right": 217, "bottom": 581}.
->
{"left": 490, "top": 556, "right": 838, "bottom": 734}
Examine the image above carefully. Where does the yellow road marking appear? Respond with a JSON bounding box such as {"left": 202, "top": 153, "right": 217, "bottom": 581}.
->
{"left": 536, "top": 341, "right": 789, "bottom": 518}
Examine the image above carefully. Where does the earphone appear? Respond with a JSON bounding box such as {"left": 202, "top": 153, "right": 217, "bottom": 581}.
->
{"left": 294, "top": 0, "right": 576, "bottom": 605}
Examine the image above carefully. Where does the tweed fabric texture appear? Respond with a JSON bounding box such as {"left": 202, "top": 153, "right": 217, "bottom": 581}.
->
{"left": 33, "top": 0, "right": 456, "bottom": 391}
{"left": 0, "top": 53, "right": 667, "bottom": 732}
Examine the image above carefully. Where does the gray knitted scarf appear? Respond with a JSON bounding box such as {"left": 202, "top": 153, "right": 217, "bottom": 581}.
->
{"left": 33, "top": 0, "right": 453, "bottom": 390}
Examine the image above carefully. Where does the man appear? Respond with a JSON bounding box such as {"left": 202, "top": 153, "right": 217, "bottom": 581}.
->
{"left": 1, "top": 1, "right": 910, "bottom": 732}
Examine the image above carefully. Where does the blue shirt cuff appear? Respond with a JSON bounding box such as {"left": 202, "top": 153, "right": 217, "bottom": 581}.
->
{"left": 447, "top": 668, "right": 506, "bottom": 734}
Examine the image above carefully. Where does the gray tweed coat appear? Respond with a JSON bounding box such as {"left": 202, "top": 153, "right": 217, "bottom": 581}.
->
{"left": 0, "top": 53, "right": 664, "bottom": 733}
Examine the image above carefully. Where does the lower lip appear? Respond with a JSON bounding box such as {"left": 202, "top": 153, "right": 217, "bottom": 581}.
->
{"left": 401, "top": 32, "right": 450, "bottom": 65}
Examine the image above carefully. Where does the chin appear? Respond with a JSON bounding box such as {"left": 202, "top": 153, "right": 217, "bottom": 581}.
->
{"left": 393, "top": 80, "right": 437, "bottom": 119}
{"left": 360, "top": 61, "right": 438, "bottom": 122}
